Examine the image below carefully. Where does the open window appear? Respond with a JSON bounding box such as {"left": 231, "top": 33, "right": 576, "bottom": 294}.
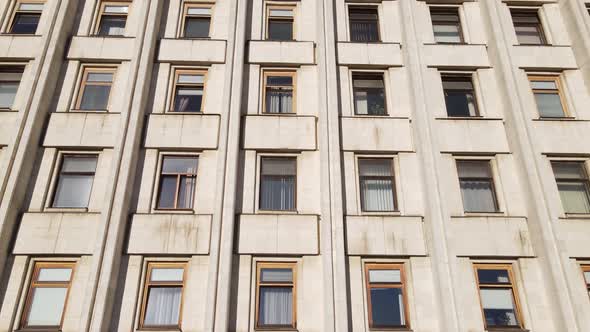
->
{"left": 181, "top": 3, "right": 212, "bottom": 38}
{"left": 266, "top": 4, "right": 295, "bottom": 41}
{"left": 8, "top": 1, "right": 44, "bottom": 34}
{"left": 96, "top": 1, "right": 129, "bottom": 36}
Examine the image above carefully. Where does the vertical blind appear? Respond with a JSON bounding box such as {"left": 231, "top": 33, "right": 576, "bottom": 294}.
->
{"left": 359, "top": 159, "right": 395, "bottom": 212}
{"left": 260, "top": 158, "right": 296, "bottom": 210}
{"left": 259, "top": 287, "right": 293, "bottom": 326}
{"left": 144, "top": 287, "right": 182, "bottom": 326}
{"left": 349, "top": 8, "right": 380, "bottom": 42}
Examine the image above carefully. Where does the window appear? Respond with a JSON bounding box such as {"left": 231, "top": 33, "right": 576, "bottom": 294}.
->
{"left": 171, "top": 70, "right": 205, "bottom": 113}
{"left": 442, "top": 75, "right": 479, "bottom": 117}
{"left": 529, "top": 76, "right": 567, "bottom": 118}
{"left": 474, "top": 264, "right": 523, "bottom": 329}
{"left": 20, "top": 262, "right": 74, "bottom": 329}
{"left": 266, "top": 5, "right": 294, "bottom": 41}
{"left": 75, "top": 67, "right": 115, "bottom": 111}
{"left": 0, "top": 67, "right": 23, "bottom": 109}
{"left": 52, "top": 155, "right": 98, "bottom": 208}
{"left": 582, "top": 266, "right": 590, "bottom": 298}
{"left": 259, "top": 157, "right": 296, "bottom": 211}
{"left": 256, "top": 263, "right": 296, "bottom": 329}
{"left": 348, "top": 7, "right": 380, "bottom": 42}
{"left": 456, "top": 160, "right": 499, "bottom": 213}
{"left": 181, "top": 4, "right": 212, "bottom": 38}
{"left": 358, "top": 158, "right": 396, "bottom": 212}
{"left": 140, "top": 263, "right": 185, "bottom": 329}
{"left": 352, "top": 73, "right": 386, "bottom": 116}
{"left": 263, "top": 71, "right": 295, "bottom": 114}
{"left": 511, "top": 10, "right": 546, "bottom": 45}
{"left": 551, "top": 161, "right": 590, "bottom": 214}
{"left": 430, "top": 7, "right": 463, "bottom": 43}
{"left": 9, "top": 2, "right": 43, "bottom": 34}
{"left": 156, "top": 156, "right": 198, "bottom": 210}
{"left": 96, "top": 2, "right": 128, "bottom": 36}
{"left": 365, "top": 264, "right": 408, "bottom": 329}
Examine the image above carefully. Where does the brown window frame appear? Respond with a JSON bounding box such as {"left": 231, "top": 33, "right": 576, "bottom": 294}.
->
{"left": 155, "top": 155, "right": 199, "bottom": 211}
{"left": 139, "top": 262, "right": 187, "bottom": 330}
{"left": 0, "top": 66, "right": 24, "bottom": 110}
{"left": 582, "top": 265, "right": 590, "bottom": 298}
{"left": 74, "top": 66, "right": 116, "bottom": 111}
{"left": 430, "top": 6, "right": 464, "bottom": 44}
{"left": 255, "top": 262, "right": 297, "bottom": 330}
{"left": 258, "top": 156, "right": 297, "bottom": 211}
{"left": 179, "top": 2, "right": 213, "bottom": 38}
{"left": 50, "top": 153, "right": 99, "bottom": 208}
{"left": 169, "top": 69, "right": 207, "bottom": 113}
{"left": 358, "top": 158, "right": 397, "bottom": 212}
{"left": 364, "top": 263, "right": 410, "bottom": 329}
{"left": 474, "top": 264, "right": 524, "bottom": 330}
{"left": 510, "top": 9, "right": 547, "bottom": 45}
{"left": 456, "top": 159, "right": 500, "bottom": 213}
{"left": 348, "top": 5, "right": 381, "bottom": 42}
{"left": 262, "top": 70, "right": 296, "bottom": 114}
{"left": 528, "top": 75, "right": 568, "bottom": 118}
{"left": 20, "top": 262, "right": 75, "bottom": 330}
{"left": 94, "top": 1, "right": 129, "bottom": 36}
{"left": 7, "top": 0, "right": 44, "bottom": 35}
{"left": 265, "top": 4, "right": 296, "bottom": 41}
{"left": 551, "top": 160, "right": 590, "bottom": 214}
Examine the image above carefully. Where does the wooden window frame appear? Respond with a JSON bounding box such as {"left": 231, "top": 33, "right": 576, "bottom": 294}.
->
{"left": 74, "top": 66, "right": 116, "bottom": 111}
{"left": 358, "top": 157, "right": 397, "bottom": 213}
{"left": 255, "top": 262, "right": 297, "bottom": 330}
{"left": 261, "top": 70, "right": 296, "bottom": 115}
{"left": 0, "top": 66, "right": 24, "bottom": 110}
{"left": 510, "top": 9, "right": 547, "bottom": 45}
{"left": 551, "top": 160, "right": 590, "bottom": 214}
{"left": 169, "top": 69, "right": 207, "bottom": 113}
{"left": 50, "top": 153, "right": 98, "bottom": 208}
{"left": 473, "top": 264, "right": 524, "bottom": 330}
{"left": 441, "top": 74, "right": 480, "bottom": 117}
{"left": 430, "top": 6, "right": 464, "bottom": 44}
{"left": 139, "top": 262, "right": 187, "bottom": 330}
{"left": 528, "top": 75, "right": 568, "bottom": 118}
{"left": 155, "top": 155, "right": 199, "bottom": 211}
{"left": 7, "top": 0, "right": 44, "bottom": 34}
{"left": 258, "top": 156, "right": 297, "bottom": 212}
{"left": 265, "top": 3, "right": 296, "bottom": 41}
{"left": 582, "top": 265, "right": 590, "bottom": 298}
{"left": 347, "top": 5, "right": 381, "bottom": 42}
{"left": 456, "top": 159, "right": 500, "bottom": 213}
{"left": 94, "top": 1, "right": 129, "bottom": 36}
{"left": 20, "top": 262, "right": 75, "bottom": 330}
{"left": 364, "top": 263, "right": 410, "bottom": 329}
{"left": 179, "top": 2, "right": 213, "bottom": 38}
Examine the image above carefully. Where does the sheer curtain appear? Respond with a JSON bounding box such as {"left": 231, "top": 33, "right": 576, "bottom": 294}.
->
{"left": 359, "top": 159, "right": 394, "bottom": 212}
{"left": 558, "top": 183, "right": 590, "bottom": 213}
{"left": 259, "top": 287, "right": 293, "bottom": 326}
{"left": 266, "top": 90, "right": 292, "bottom": 113}
{"left": 144, "top": 287, "right": 182, "bottom": 326}
{"left": 460, "top": 180, "right": 496, "bottom": 212}
{"left": 350, "top": 21, "right": 378, "bottom": 42}
{"left": 178, "top": 176, "right": 196, "bottom": 209}
{"left": 260, "top": 176, "right": 295, "bottom": 210}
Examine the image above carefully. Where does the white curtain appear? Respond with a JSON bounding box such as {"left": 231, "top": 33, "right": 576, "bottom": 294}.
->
{"left": 144, "top": 287, "right": 182, "bottom": 326}
{"left": 558, "top": 183, "right": 590, "bottom": 213}
{"left": 266, "top": 90, "right": 292, "bottom": 113}
{"left": 53, "top": 175, "right": 94, "bottom": 208}
{"left": 27, "top": 287, "right": 67, "bottom": 326}
{"left": 361, "top": 179, "right": 394, "bottom": 211}
{"left": 259, "top": 287, "right": 293, "bottom": 326}
{"left": 178, "top": 176, "right": 196, "bottom": 209}
{"left": 460, "top": 180, "right": 496, "bottom": 212}
{"left": 260, "top": 177, "right": 295, "bottom": 210}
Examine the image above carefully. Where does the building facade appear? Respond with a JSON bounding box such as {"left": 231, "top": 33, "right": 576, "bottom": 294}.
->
{"left": 0, "top": 0, "right": 589, "bottom": 331}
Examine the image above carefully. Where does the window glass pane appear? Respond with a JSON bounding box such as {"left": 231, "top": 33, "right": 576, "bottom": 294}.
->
{"left": 162, "top": 156, "right": 198, "bottom": 173}
{"left": 104, "top": 5, "right": 128, "bottom": 13}
{"left": 530, "top": 80, "right": 557, "bottom": 90}
{"left": 0, "top": 71, "right": 23, "bottom": 81}
{"left": 512, "top": 12, "right": 540, "bottom": 23}
{"left": 268, "top": 20, "right": 293, "bottom": 41}
{"left": 80, "top": 85, "right": 111, "bottom": 110}
{"left": 260, "top": 176, "right": 295, "bottom": 210}
{"left": 369, "top": 269, "right": 401, "bottom": 283}
{"left": 259, "top": 287, "right": 293, "bottom": 326}
{"left": 514, "top": 25, "right": 543, "bottom": 45}
{"left": 10, "top": 13, "right": 40, "bottom": 34}
{"left": 361, "top": 178, "right": 395, "bottom": 212}
{"left": 178, "top": 74, "right": 204, "bottom": 84}
{"left": 37, "top": 268, "right": 72, "bottom": 282}
{"left": 150, "top": 268, "right": 184, "bottom": 282}
{"left": 267, "top": 76, "right": 293, "bottom": 86}
{"left": 354, "top": 87, "right": 385, "bottom": 115}
{"left": 265, "top": 88, "right": 293, "bottom": 113}
{"left": 431, "top": 12, "right": 459, "bottom": 22}
{"left": 261, "top": 158, "right": 296, "bottom": 175}
{"left": 86, "top": 72, "right": 113, "bottom": 82}
{"left": 19, "top": 3, "right": 44, "bottom": 11}
{"left": 370, "top": 288, "right": 405, "bottom": 327}
{"left": 353, "top": 78, "right": 384, "bottom": 88}
{"left": 184, "top": 17, "right": 210, "bottom": 38}
{"left": 552, "top": 162, "right": 586, "bottom": 179}
{"left": 53, "top": 175, "right": 94, "bottom": 208}
{"left": 349, "top": 9, "right": 379, "bottom": 42}
{"left": 557, "top": 182, "right": 590, "bottom": 214}
{"left": 157, "top": 175, "right": 176, "bottom": 209}
{"left": 534, "top": 93, "right": 564, "bottom": 117}
{"left": 480, "top": 288, "right": 519, "bottom": 326}
{"left": 584, "top": 271, "right": 590, "bottom": 284}
{"left": 270, "top": 9, "right": 293, "bottom": 17}
{"left": 144, "top": 287, "right": 182, "bottom": 326}
{"left": 457, "top": 161, "right": 491, "bottom": 178}
{"left": 98, "top": 16, "right": 126, "bottom": 36}
{"left": 433, "top": 24, "right": 461, "bottom": 43}
{"left": 261, "top": 268, "right": 293, "bottom": 282}
{"left": 443, "top": 79, "right": 473, "bottom": 90}
{"left": 477, "top": 269, "right": 510, "bottom": 284}
{"left": 460, "top": 179, "right": 497, "bottom": 212}
{"left": 174, "top": 87, "right": 203, "bottom": 112}
{"left": 187, "top": 7, "right": 211, "bottom": 15}
{"left": 177, "top": 176, "right": 196, "bottom": 209}
{"left": 0, "top": 82, "right": 19, "bottom": 108}
{"left": 61, "top": 156, "right": 97, "bottom": 173}
{"left": 26, "top": 287, "right": 67, "bottom": 326}
{"left": 444, "top": 90, "right": 477, "bottom": 117}
{"left": 359, "top": 159, "right": 392, "bottom": 177}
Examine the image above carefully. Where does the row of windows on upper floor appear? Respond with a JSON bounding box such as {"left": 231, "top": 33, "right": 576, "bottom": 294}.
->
{"left": 3, "top": 0, "right": 590, "bottom": 45}
{"left": 13, "top": 259, "right": 590, "bottom": 330}
{"left": 0, "top": 64, "right": 576, "bottom": 118}
{"left": 43, "top": 151, "right": 590, "bottom": 215}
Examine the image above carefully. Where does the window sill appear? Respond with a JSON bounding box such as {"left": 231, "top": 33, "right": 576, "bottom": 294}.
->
{"left": 0, "top": 33, "right": 40, "bottom": 37}
{"left": 258, "top": 112, "right": 298, "bottom": 116}
{"left": 0, "top": 108, "right": 17, "bottom": 112}
{"left": 151, "top": 209, "right": 195, "bottom": 215}
{"left": 560, "top": 214, "right": 590, "bottom": 220}
{"left": 176, "top": 36, "right": 211, "bottom": 40}
{"left": 69, "top": 109, "right": 109, "bottom": 113}
{"left": 486, "top": 328, "right": 529, "bottom": 332}
{"left": 15, "top": 328, "right": 62, "bottom": 332}
{"left": 44, "top": 207, "right": 89, "bottom": 213}
{"left": 369, "top": 328, "right": 412, "bottom": 332}
{"left": 435, "top": 116, "right": 503, "bottom": 121}
{"left": 256, "top": 209, "right": 299, "bottom": 215}
{"left": 360, "top": 211, "right": 401, "bottom": 217}
{"left": 165, "top": 111, "right": 204, "bottom": 115}
{"left": 532, "top": 117, "right": 581, "bottom": 122}
{"left": 461, "top": 211, "right": 505, "bottom": 217}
